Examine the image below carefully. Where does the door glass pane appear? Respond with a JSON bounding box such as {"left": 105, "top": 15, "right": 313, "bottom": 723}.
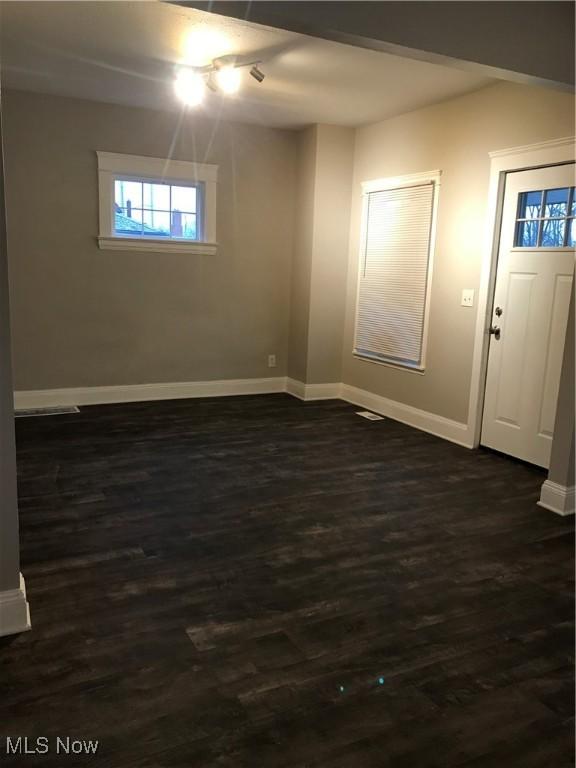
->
{"left": 571, "top": 190, "right": 576, "bottom": 216}
{"left": 540, "top": 218, "right": 566, "bottom": 247}
{"left": 568, "top": 218, "right": 575, "bottom": 247}
{"left": 517, "top": 190, "right": 541, "bottom": 219}
{"left": 143, "top": 183, "right": 170, "bottom": 210}
{"left": 516, "top": 219, "right": 539, "bottom": 247}
{"left": 171, "top": 185, "right": 197, "bottom": 213}
{"left": 543, "top": 188, "right": 569, "bottom": 218}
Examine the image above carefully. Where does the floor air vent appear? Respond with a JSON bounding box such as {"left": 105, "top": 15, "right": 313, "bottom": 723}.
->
{"left": 356, "top": 411, "right": 385, "bottom": 421}
{"left": 15, "top": 406, "right": 80, "bottom": 418}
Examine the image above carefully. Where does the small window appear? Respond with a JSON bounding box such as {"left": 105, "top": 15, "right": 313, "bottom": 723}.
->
{"left": 114, "top": 179, "right": 199, "bottom": 240}
{"left": 97, "top": 152, "right": 218, "bottom": 254}
{"left": 354, "top": 171, "right": 440, "bottom": 371}
{"left": 515, "top": 187, "right": 575, "bottom": 248}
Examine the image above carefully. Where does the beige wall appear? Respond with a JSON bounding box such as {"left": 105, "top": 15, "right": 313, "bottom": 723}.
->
{"left": 0, "top": 102, "right": 21, "bottom": 592}
{"left": 287, "top": 126, "right": 316, "bottom": 382}
{"left": 342, "top": 81, "right": 576, "bottom": 424}
{"left": 288, "top": 123, "right": 354, "bottom": 384}
{"left": 548, "top": 285, "right": 575, "bottom": 489}
{"left": 3, "top": 89, "right": 296, "bottom": 390}
{"left": 306, "top": 124, "right": 354, "bottom": 384}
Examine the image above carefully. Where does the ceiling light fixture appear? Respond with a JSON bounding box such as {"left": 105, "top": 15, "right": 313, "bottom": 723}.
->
{"left": 215, "top": 65, "right": 242, "bottom": 95}
{"left": 174, "top": 59, "right": 265, "bottom": 107}
{"left": 174, "top": 68, "right": 207, "bottom": 107}
{"left": 249, "top": 65, "right": 265, "bottom": 83}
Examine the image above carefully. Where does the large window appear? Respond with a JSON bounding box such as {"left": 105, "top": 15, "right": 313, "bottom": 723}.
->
{"left": 515, "top": 186, "right": 575, "bottom": 248}
{"left": 97, "top": 152, "right": 218, "bottom": 254}
{"left": 354, "top": 172, "right": 440, "bottom": 371}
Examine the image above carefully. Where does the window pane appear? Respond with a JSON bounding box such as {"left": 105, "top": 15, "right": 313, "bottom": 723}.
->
{"left": 143, "top": 183, "right": 170, "bottom": 210}
{"left": 182, "top": 213, "right": 197, "bottom": 239}
{"left": 170, "top": 211, "right": 197, "bottom": 239}
{"left": 115, "top": 180, "right": 142, "bottom": 213}
{"left": 171, "top": 185, "right": 197, "bottom": 213}
{"left": 142, "top": 210, "right": 170, "bottom": 237}
{"left": 516, "top": 219, "right": 539, "bottom": 247}
{"left": 540, "top": 218, "right": 566, "bottom": 247}
{"left": 567, "top": 218, "right": 575, "bottom": 247}
{"left": 115, "top": 211, "right": 143, "bottom": 236}
{"left": 517, "top": 190, "right": 541, "bottom": 220}
{"left": 571, "top": 189, "right": 576, "bottom": 216}
{"left": 543, "top": 187, "right": 569, "bottom": 218}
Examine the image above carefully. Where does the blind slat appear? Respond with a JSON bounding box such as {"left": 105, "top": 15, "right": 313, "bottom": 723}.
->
{"left": 354, "top": 183, "right": 435, "bottom": 367}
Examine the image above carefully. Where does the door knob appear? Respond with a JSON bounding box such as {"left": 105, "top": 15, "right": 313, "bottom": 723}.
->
{"left": 489, "top": 325, "right": 501, "bottom": 340}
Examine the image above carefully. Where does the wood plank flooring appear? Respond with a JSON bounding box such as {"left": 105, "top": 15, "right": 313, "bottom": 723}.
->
{"left": 1, "top": 394, "right": 574, "bottom": 766}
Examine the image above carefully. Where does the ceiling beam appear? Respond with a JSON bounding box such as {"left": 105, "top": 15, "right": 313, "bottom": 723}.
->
{"left": 173, "top": 1, "right": 574, "bottom": 91}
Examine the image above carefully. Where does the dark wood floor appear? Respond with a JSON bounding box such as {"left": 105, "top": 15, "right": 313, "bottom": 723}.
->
{"left": 2, "top": 394, "right": 574, "bottom": 766}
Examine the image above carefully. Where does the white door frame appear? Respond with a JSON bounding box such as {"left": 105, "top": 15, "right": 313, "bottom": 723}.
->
{"left": 467, "top": 136, "right": 576, "bottom": 448}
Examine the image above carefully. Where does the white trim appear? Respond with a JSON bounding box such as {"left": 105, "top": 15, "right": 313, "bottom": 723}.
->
{"left": 467, "top": 137, "right": 576, "bottom": 448}
{"left": 488, "top": 137, "right": 576, "bottom": 160}
{"left": 340, "top": 384, "right": 471, "bottom": 448}
{"left": 15, "top": 378, "right": 471, "bottom": 448}
{"left": 361, "top": 169, "right": 441, "bottom": 194}
{"left": 0, "top": 574, "right": 31, "bottom": 638}
{"left": 96, "top": 152, "right": 218, "bottom": 182}
{"left": 537, "top": 480, "right": 575, "bottom": 516}
{"left": 97, "top": 237, "right": 218, "bottom": 255}
{"left": 96, "top": 151, "right": 218, "bottom": 248}
{"left": 354, "top": 170, "right": 441, "bottom": 371}
{"left": 14, "top": 378, "right": 287, "bottom": 410}
{"left": 285, "top": 379, "right": 341, "bottom": 401}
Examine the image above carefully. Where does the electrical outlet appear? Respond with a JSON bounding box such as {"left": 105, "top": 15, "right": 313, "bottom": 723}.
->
{"left": 268, "top": 354, "right": 277, "bottom": 368}
{"left": 461, "top": 289, "right": 474, "bottom": 307}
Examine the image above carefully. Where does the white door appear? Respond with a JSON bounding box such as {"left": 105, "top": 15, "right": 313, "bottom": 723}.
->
{"left": 481, "top": 164, "right": 575, "bottom": 468}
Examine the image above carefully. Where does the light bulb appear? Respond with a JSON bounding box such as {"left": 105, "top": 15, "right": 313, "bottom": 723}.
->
{"left": 216, "top": 65, "right": 241, "bottom": 95}
{"left": 174, "top": 69, "right": 206, "bottom": 107}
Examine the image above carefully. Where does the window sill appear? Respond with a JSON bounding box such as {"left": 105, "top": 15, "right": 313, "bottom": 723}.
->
{"left": 97, "top": 236, "right": 218, "bottom": 255}
{"left": 353, "top": 351, "right": 426, "bottom": 374}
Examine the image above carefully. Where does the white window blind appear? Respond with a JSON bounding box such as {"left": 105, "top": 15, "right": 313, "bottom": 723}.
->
{"left": 354, "top": 177, "right": 438, "bottom": 369}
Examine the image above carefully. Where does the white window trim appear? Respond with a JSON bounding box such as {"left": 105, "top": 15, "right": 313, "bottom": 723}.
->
{"left": 354, "top": 169, "right": 441, "bottom": 372}
{"left": 96, "top": 151, "right": 218, "bottom": 255}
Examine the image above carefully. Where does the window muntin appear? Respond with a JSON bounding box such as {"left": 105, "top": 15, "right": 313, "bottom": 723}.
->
{"left": 515, "top": 186, "right": 575, "bottom": 248}
{"left": 114, "top": 179, "right": 200, "bottom": 240}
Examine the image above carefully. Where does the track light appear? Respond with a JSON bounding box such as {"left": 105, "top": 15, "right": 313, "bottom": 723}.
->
{"left": 215, "top": 65, "right": 241, "bottom": 95}
{"left": 249, "top": 65, "right": 265, "bottom": 83}
{"left": 174, "top": 69, "right": 206, "bottom": 107}
{"left": 174, "top": 58, "right": 265, "bottom": 107}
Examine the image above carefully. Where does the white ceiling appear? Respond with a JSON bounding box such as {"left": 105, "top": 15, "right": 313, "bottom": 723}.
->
{"left": 0, "top": 1, "right": 495, "bottom": 129}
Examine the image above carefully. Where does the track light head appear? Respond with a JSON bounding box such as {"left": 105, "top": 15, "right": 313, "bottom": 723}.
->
{"left": 174, "top": 68, "right": 206, "bottom": 107}
{"left": 249, "top": 65, "right": 265, "bottom": 84}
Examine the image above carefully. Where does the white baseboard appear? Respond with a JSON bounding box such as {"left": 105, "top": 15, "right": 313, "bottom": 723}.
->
{"left": 285, "top": 378, "right": 341, "bottom": 401}
{"left": 0, "top": 574, "right": 31, "bottom": 638}
{"left": 14, "top": 376, "right": 472, "bottom": 449}
{"left": 537, "top": 480, "right": 575, "bottom": 516}
{"left": 14, "top": 377, "right": 287, "bottom": 410}
{"left": 340, "top": 383, "right": 472, "bottom": 448}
